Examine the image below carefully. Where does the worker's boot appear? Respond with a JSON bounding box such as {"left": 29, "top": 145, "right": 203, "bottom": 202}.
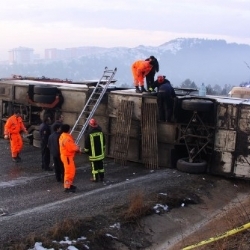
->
{"left": 16, "top": 154, "right": 21, "bottom": 162}
{"left": 12, "top": 157, "right": 18, "bottom": 163}
{"left": 70, "top": 185, "right": 77, "bottom": 190}
{"left": 140, "top": 86, "right": 147, "bottom": 93}
{"left": 135, "top": 86, "right": 141, "bottom": 93}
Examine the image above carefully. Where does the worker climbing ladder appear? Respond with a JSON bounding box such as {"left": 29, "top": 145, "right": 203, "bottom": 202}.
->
{"left": 70, "top": 67, "right": 117, "bottom": 144}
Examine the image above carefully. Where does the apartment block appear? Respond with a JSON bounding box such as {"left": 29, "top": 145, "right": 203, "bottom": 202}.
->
{"left": 8, "top": 47, "right": 34, "bottom": 64}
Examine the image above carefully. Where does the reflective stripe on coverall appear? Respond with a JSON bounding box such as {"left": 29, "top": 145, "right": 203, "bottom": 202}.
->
{"left": 4, "top": 115, "right": 27, "bottom": 157}
{"left": 84, "top": 131, "right": 105, "bottom": 181}
{"left": 88, "top": 132, "right": 105, "bottom": 161}
{"left": 131, "top": 60, "right": 153, "bottom": 87}
{"left": 59, "top": 132, "right": 79, "bottom": 189}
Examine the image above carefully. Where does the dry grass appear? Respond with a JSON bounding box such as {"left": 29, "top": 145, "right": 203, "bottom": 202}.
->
{"left": 122, "top": 190, "right": 153, "bottom": 223}
{"left": 47, "top": 218, "right": 86, "bottom": 240}
{"left": 2, "top": 188, "right": 206, "bottom": 250}
{"left": 3, "top": 217, "right": 112, "bottom": 250}
{"left": 177, "top": 197, "right": 250, "bottom": 250}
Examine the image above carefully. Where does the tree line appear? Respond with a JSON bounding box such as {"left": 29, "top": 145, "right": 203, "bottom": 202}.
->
{"left": 178, "top": 79, "right": 248, "bottom": 96}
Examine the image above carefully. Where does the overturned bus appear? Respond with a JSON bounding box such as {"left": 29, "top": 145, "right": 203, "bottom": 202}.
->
{"left": 0, "top": 73, "right": 250, "bottom": 180}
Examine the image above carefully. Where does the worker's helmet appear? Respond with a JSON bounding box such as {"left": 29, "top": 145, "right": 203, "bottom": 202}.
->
{"left": 89, "top": 118, "right": 98, "bottom": 128}
{"left": 157, "top": 75, "right": 164, "bottom": 83}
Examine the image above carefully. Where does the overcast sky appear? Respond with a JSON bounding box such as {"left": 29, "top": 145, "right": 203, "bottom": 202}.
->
{"left": 1, "top": 0, "right": 250, "bottom": 59}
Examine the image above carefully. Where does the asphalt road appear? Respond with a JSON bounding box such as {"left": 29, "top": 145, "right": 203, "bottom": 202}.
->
{"left": 1, "top": 139, "right": 250, "bottom": 249}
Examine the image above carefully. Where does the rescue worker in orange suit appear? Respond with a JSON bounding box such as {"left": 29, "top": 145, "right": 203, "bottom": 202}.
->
{"left": 84, "top": 119, "right": 105, "bottom": 182}
{"left": 4, "top": 108, "right": 28, "bottom": 162}
{"left": 131, "top": 60, "right": 153, "bottom": 93}
{"left": 145, "top": 56, "right": 159, "bottom": 92}
{"left": 59, "top": 124, "right": 80, "bottom": 193}
{"left": 155, "top": 75, "right": 176, "bottom": 122}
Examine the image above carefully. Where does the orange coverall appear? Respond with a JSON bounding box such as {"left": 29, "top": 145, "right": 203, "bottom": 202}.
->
{"left": 4, "top": 115, "right": 27, "bottom": 158}
{"left": 59, "top": 132, "right": 79, "bottom": 189}
{"left": 131, "top": 60, "right": 153, "bottom": 87}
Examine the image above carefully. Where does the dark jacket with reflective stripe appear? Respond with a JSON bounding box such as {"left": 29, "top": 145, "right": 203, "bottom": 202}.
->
{"left": 84, "top": 126, "right": 105, "bottom": 161}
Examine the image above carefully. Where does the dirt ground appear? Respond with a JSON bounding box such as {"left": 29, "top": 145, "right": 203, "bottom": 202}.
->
{"left": 1, "top": 140, "right": 250, "bottom": 250}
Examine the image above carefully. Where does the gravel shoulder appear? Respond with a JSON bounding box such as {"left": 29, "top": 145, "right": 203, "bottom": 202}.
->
{"left": 1, "top": 140, "right": 250, "bottom": 249}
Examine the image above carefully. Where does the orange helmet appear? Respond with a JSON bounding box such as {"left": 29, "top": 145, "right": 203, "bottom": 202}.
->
{"left": 89, "top": 118, "right": 98, "bottom": 127}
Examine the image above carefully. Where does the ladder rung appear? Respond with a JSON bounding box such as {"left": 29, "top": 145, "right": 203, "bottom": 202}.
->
{"left": 70, "top": 67, "right": 116, "bottom": 142}
{"left": 73, "top": 129, "right": 82, "bottom": 133}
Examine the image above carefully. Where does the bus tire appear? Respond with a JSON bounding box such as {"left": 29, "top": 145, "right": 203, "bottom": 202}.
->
{"left": 32, "top": 130, "right": 40, "bottom": 140}
{"left": 182, "top": 99, "right": 213, "bottom": 112}
{"left": 34, "top": 86, "right": 58, "bottom": 95}
{"left": 33, "top": 138, "right": 41, "bottom": 148}
{"left": 33, "top": 94, "right": 56, "bottom": 104}
{"left": 177, "top": 158, "right": 207, "bottom": 174}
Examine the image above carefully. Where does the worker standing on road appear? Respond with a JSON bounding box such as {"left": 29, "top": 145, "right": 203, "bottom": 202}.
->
{"left": 48, "top": 123, "right": 64, "bottom": 182}
{"left": 39, "top": 115, "right": 52, "bottom": 171}
{"left": 84, "top": 119, "right": 105, "bottom": 182}
{"left": 156, "top": 75, "right": 176, "bottom": 122}
{"left": 4, "top": 108, "right": 28, "bottom": 162}
{"left": 145, "top": 56, "right": 159, "bottom": 92}
{"left": 131, "top": 60, "right": 153, "bottom": 93}
{"left": 51, "top": 113, "right": 64, "bottom": 133}
{"left": 59, "top": 124, "right": 80, "bottom": 193}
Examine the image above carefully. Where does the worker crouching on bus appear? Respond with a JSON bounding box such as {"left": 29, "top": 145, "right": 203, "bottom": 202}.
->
{"left": 84, "top": 119, "right": 105, "bottom": 182}
{"left": 59, "top": 124, "right": 80, "bottom": 193}
{"left": 131, "top": 60, "right": 153, "bottom": 93}
{"left": 4, "top": 108, "right": 28, "bottom": 162}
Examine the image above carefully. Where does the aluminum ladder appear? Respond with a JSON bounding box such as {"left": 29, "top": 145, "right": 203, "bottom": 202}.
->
{"left": 70, "top": 67, "right": 117, "bottom": 144}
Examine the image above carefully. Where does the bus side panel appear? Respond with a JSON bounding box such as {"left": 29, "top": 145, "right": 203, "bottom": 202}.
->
{"left": 234, "top": 105, "right": 250, "bottom": 178}
{"left": 210, "top": 103, "right": 237, "bottom": 176}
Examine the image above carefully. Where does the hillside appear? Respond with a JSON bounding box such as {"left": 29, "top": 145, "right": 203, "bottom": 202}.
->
{"left": 1, "top": 38, "right": 250, "bottom": 88}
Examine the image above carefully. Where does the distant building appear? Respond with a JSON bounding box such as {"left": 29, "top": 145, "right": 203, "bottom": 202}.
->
{"left": 45, "top": 48, "right": 59, "bottom": 60}
{"left": 44, "top": 47, "right": 107, "bottom": 61}
{"left": 45, "top": 48, "right": 67, "bottom": 60}
{"left": 8, "top": 47, "right": 34, "bottom": 64}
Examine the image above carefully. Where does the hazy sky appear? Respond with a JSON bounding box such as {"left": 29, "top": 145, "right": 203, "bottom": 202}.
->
{"left": 1, "top": 0, "right": 250, "bottom": 59}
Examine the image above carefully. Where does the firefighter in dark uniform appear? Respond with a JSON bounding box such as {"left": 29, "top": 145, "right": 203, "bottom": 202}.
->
{"left": 156, "top": 75, "right": 176, "bottom": 122}
{"left": 48, "top": 123, "right": 64, "bottom": 182}
{"left": 39, "top": 115, "right": 52, "bottom": 171}
{"left": 84, "top": 118, "right": 105, "bottom": 182}
{"left": 145, "top": 55, "right": 159, "bottom": 92}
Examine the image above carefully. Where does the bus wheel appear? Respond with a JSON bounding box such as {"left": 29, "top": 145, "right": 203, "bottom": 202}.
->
{"left": 182, "top": 99, "right": 213, "bottom": 112}
{"left": 177, "top": 158, "right": 207, "bottom": 174}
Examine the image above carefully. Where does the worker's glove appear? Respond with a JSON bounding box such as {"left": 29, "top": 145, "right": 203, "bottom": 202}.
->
{"left": 80, "top": 148, "right": 84, "bottom": 154}
{"left": 4, "top": 135, "right": 9, "bottom": 140}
